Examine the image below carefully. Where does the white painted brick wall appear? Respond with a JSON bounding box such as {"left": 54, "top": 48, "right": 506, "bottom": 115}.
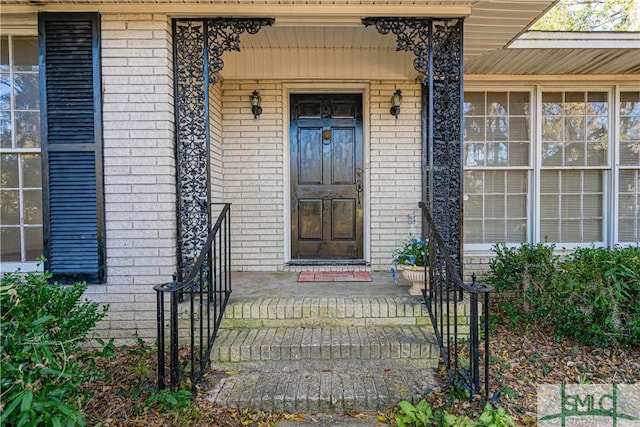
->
{"left": 87, "top": 13, "right": 175, "bottom": 342}
{"left": 221, "top": 80, "right": 285, "bottom": 271}
{"left": 210, "top": 84, "right": 224, "bottom": 202}
{"left": 218, "top": 80, "right": 424, "bottom": 272}
{"left": 369, "top": 81, "right": 423, "bottom": 270}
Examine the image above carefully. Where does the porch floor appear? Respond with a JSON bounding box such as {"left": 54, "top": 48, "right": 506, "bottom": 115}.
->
{"left": 230, "top": 270, "right": 410, "bottom": 299}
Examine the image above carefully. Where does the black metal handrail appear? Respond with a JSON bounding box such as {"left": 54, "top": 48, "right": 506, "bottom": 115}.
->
{"left": 154, "top": 203, "right": 231, "bottom": 392}
{"left": 418, "top": 201, "right": 493, "bottom": 400}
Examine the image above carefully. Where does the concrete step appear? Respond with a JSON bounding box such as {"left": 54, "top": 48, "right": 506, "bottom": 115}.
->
{"left": 210, "top": 325, "right": 439, "bottom": 368}
{"left": 204, "top": 360, "right": 438, "bottom": 414}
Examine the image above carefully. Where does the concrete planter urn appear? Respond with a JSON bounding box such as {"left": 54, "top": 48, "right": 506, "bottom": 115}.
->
{"left": 398, "top": 265, "right": 429, "bottom": 296}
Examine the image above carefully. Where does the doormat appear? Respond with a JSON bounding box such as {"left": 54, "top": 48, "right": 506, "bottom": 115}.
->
{"left": 297, "top": 271, "right": 372, "bottom": 282}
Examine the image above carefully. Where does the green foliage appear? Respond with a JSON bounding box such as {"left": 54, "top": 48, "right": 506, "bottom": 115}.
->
{"left": 0, "top": 270, "right": 109, "bottom": 426}
{"left": 396, "top": 399, "right": 434, "bottom": 427}
{"left": 531, "top": 0, "right": 639, "bottom": 31}
{"left": 487, "top": 244, "right": 640, "bottom": 347}
{"left": 486, "top": 242, "right": 558, "bottom": 293}
{"left": 395, "top": 400, "right": 516, "bottom": 427}
{"left": 146, "top": 389, "right": 193, "bottom": 412}
{"left": 542, "top": 246, "right": 640, "bottom": 347}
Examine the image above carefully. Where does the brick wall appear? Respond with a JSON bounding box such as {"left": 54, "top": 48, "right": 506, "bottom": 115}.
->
{"left": 87, "top": 14, "right": 176, "bottom": 341}
{"left": 210, "top": 84, "right": 224, "bottom": 202}
{"left": 218, "top": 80, "right": 426, "bottom": 272}
{"left": 215, "top": 80, "right": 495, "bottom": 274}
{"left": 369, "top": 81, "right": 423, "bottom": 270}
{"left": 220, "top": 80, "right": 285, "bottom": 271}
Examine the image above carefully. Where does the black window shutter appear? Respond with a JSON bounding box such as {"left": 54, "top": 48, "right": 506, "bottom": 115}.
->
{"left": 39, "top": 12, "right": 105, "bottom": 284}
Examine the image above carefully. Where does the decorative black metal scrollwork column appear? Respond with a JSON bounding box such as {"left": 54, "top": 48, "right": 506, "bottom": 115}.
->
{"left": 174, "top": 18, "right": 273, "bottom": 278}
{"left": 362, "top": 17, "right": 464, "bottom": 274}
{"left": 430, "top": 19, "right": 463, "bottom": 272}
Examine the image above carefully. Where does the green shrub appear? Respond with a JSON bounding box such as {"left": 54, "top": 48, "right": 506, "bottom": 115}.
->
{"left": 485, "top": 242, "right": 558, "bottom": 326}
{"left": 0, "top": 270, "right": 108, "bottom": 426}
{"left": 486, "top": 244, "right": 640, "bottom": 347}
{"left": 486, "top": 242, "right": 558, "bottom": 294}
{"left": 542, "top": 246, "right": 640, "bottom": 347}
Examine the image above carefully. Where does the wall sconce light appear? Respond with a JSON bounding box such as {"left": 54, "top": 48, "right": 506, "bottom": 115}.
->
{"left": 390, "top": 89, "right": 402, "bottom": 118}
{"left": 250, "top": 90, "right": 262, "bottom": 118}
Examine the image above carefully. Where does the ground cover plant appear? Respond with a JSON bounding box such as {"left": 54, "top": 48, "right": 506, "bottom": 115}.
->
{"left": 424, "top": 302, "right": 640, "bottom": 426}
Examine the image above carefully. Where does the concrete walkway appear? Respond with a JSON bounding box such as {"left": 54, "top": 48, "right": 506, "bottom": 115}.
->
{"left": 274, "top": 414, "right": 388, "bottom": 427}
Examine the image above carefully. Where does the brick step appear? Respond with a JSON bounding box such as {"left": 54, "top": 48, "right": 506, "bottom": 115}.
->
{"left": 204, "top": 360, "right": 438, "bottom": 414}
{"left": 218, "top": 296, "right": 471, "bottom": 332}
{"left": 210, "top": 325, "right": 439, "bottom": 368}
{"left": 221, "top": 296, "right": 433, "bottom": 329}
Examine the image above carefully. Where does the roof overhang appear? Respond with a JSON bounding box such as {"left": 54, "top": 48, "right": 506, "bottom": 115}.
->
{"left": 466, "top": 31, "right": 640, "bottom": 75}
{"left": 0, "top": 0, "right": 557, "bottom": 62}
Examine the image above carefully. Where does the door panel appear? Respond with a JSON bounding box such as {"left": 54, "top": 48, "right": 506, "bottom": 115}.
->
{"left": 299, "top": 128, "right": 323, "bottom": 184}
{"left": 298, "top": 200, "right": 323, "bottom": 240}
{"left": 291, "top": 93, "right": 363, "bottom": 260}
{"left": 332, "top": 128, "right": 355, "bottom": 184}
{"left": 331, "top": 199, "right": 356, "bottom": 240}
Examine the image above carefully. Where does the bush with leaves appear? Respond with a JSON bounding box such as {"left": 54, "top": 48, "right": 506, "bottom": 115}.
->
{"left": 0, "top": 269, "right": 108, "bottom": 426}
{"left": 486, "top": 244, "right": 640, "bottom": 347}
{"left": 541, "top": 246, "right": 640, "bottom": 347}
{"left": 485, "top": 242, "right": 558, "bottom": 326}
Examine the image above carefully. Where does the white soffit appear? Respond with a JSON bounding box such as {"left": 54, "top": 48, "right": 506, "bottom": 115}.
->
{"left": 466, "top": 31, "right": 640, "bottom": 75}
{"left": 0, "top": 1, "right": 557, "bottom": 61}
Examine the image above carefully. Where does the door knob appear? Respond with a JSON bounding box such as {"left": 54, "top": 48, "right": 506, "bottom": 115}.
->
{"left": 356, "top": 168, "right": 363, "bottom": 176}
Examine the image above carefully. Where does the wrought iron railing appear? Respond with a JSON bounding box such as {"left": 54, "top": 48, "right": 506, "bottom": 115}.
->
{"left": 154, "top": 203, "right": 231, "bottom": 392}
{"left": 418, "top": 202, "right": 493, "bottom": 400}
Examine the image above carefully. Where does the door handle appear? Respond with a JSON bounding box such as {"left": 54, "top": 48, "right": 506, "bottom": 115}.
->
{"left": 356, "top": 180, "right": 363, "bottom": 207}
{"left": 356, "top": 168, "right": 363, "bottom": 176}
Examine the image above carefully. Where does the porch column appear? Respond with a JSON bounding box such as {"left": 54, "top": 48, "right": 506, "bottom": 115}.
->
{"left": 363, "top": 17, "right": 464, "bottom": 274}
{"left": 174, "top": 18, "right": 273, "bottom": 278}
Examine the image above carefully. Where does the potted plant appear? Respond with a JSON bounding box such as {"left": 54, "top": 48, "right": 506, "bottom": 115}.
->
{"left": 391, "top": 233, "right": 429, "bottom": 295}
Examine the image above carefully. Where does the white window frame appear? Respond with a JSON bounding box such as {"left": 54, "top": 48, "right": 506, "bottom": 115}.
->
{"left": 535, "top": 84, "right": 612, "bottom": 250}
{"left": 615, "top": 85, "right": 640, "bottom": 245}
{"left": 0, "top": 32, "right": 43, "bottom": 273}
{"left": 462, "top": 86, "right": 535, "bottom": 252}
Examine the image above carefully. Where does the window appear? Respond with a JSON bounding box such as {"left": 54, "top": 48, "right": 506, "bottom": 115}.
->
{"left": 618, "top": 91, "right": 640, "bottom": 242}
{"left": 0, "top": 36, "right": 42, "bottom": 263}
{"left": 463, "top": 91, "right": 531, "bottom": 244}
{"left": 540, "top": 91, "right": 607, "bottom": 243}
{"left": 464, "top": 87, "right": 638, "bottom": 250}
